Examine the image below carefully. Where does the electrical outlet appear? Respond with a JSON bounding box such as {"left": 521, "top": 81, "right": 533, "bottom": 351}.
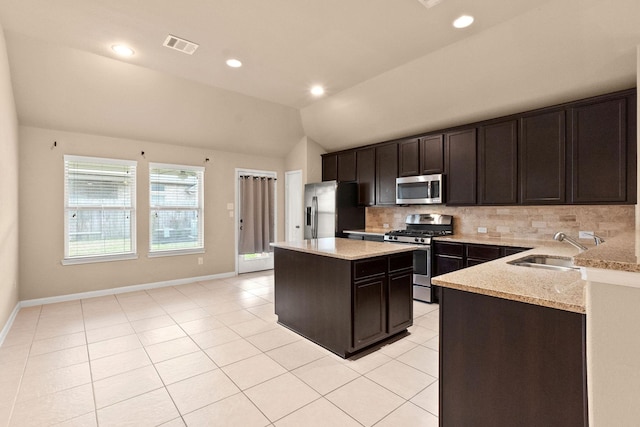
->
{"left": 227, "top": 203, "right": 234, "bottom": 210}
{"left": 383, "top": 223, "right": 390, "bottom": 229}
{"left": 198, "top": 257, "right": 203, "bottom": 265}
{"left": 579, "top": 231, "right": 594, "bottom": 239}
{"left": 478, "top": 227, "right": 488, "bottom": 234}
{"left": 229, "top": 211, "right": 234, "bottom": 218}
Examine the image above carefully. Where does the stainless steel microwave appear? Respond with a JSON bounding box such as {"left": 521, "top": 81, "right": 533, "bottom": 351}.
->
{"left": 396, "top": 174, "right": 444, "bottom": 204}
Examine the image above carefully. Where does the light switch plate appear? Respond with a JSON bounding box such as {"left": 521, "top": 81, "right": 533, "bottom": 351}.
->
{"left": 226, "top": 203, "right": 234, "bottom": 210}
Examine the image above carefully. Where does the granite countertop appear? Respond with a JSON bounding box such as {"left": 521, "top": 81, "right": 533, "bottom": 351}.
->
{"left": 573, "top": 230, "right": 640, "bottom": 273}
{"left": 271, "top": 237, "right": 417, "bottom": 261}
{"left": 430, "top": 235, "right": 587, "bottom": 313}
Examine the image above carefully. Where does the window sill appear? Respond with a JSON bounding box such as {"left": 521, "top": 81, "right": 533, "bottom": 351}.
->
{"left": 148, "top": 248, "right": 205, "bottom": 258}
{"left": 62, "top": 253, "right": 138, "bottom": 266}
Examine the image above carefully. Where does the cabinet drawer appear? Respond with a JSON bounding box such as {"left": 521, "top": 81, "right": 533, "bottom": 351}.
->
{"left": 433, "top": 241, "right": 464, "bottom": 257}
{"left": 354, "top": 258, "right": 387, "bottom": 280}
{"left": 388, "top": 252, "right": 413, "bottom": 273}
{"left": 466, "top": 244, "right": 502, "bottom": 261}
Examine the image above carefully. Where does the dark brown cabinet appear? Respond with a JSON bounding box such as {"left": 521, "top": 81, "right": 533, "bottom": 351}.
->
{"left": 322, "top": 153, "right": 337, "bottom": 182}
{"left": 433, "top": 241, "right": 529, "bottom": 275}
{"left": 375, "top": 143, "right": 399, "bottom": 205}
{"left": 398, "top": 138, "right": 420, "bottom": 177}
{"left": 356, "top": 147, "right": 376, "bottom": 206}
{"left": 274, "top": 248, "right": 413, "bottom": 358}
{"left": 353, "top": 276, "right": 387, "bottom": 348}
{"left": 569, "top": 96, "right": 629, "bottom": 203}
{"left": 338, "top": 151, "right": 357, "bottom": 182}
{"left": 478, "top": 120, "right": 518, "bottom": 204}
{"left": 321, "top": 89, "right": 635, "bottom": 207}
{"left": 420, "top": 134, "right": 444, "bottom": 175}
{"left": 520, "top": 110, "right": 566, "bottom": 204}
{"left": 440, "top": 288, "right": 587, "bottom": 426}
{"left": 445, "top": 128, "right": 477, "bottom": 205}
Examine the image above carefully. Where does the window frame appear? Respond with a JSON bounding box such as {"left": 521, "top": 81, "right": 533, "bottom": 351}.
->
{"left": 148, "top": 162, "right": 205, "bottom": 257}
{"left": 62, "top": 155, "right": 138, "bottom": 265}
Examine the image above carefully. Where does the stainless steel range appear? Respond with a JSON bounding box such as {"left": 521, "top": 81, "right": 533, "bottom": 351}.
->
{"left": 384, "top": 214, "right": 453, "bottom": 303}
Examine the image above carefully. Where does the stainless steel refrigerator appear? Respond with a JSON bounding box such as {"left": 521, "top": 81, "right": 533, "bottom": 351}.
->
{"left": 304, "top": 181, "right": 365, "bottom": 239}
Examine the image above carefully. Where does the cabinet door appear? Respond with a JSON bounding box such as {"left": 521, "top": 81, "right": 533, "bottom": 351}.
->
{"left": 388, "top": 270, "right": 413, "bottom": 335}
{"left": 322, "top": 154, "right": 338, "bottom": 182}
{"left": 478, "top": 120, "right": 518, "bottom": 204}
{"left": 520, "top": 110, "right": 566, "bottom": 204}
{"left": 375, "top": 143, "right": 398, "bottom": 205}
{"left": 353, "top": 276, "right": 387, "bottom": 349}
{"left": 570, "top": 98, "right": 627, "bottom": 203}
{"left": 420, "top": 134, "right": 444, "bottom": 174}
{"left": 445, "top": 128, "right": 477, "bottom": 205}
{"left": 356, "top": 148, "right": 376, "bottom": 206}
{"left": 433, "top": 255, "right": 464, "bottom": 276}
{"left": 398, "top": 138, "right": 420, "bottom": 177}
{"left": 338, "top": 151, "right": 357, "bottom": 182}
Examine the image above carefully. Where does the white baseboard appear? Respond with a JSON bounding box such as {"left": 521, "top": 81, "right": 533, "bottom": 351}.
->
{"left": 0, "top": 302, "right": 22, "bottom": 347}
{"left": 0, "top": 271, "right": 236, "bottom": 343}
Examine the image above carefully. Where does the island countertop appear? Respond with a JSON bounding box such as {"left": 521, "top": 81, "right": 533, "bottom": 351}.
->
{"left": 271, "top": 237, "right": 417, "bottom": 260}
{"left": 430, "top": 236, "right": 587, "bottom": 313}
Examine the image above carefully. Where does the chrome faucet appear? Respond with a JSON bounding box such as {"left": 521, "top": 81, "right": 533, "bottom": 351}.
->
{"left": 591, "top": 233, "right": 605, "bottom": 246}
{"left": 553, "top": 232, "right": 588, "bottom": 252}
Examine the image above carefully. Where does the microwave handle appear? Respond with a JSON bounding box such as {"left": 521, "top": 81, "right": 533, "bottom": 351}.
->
{"left": 427, "top": 181, "right": 431, "bottom": 199}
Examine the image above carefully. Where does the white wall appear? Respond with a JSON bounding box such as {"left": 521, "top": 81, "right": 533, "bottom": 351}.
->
{"left": 0, "top": 26, "right": 19, "bottom": 332}
{"left": 18, "top": 126, "right": 286, "bottom": 300}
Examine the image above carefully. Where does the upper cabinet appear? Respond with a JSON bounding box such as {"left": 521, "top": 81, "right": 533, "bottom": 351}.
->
{"left": 356, "top": 148, "right": 376, "bottom": 206}
{"left": 321, "top": 153, "right": 337, "bottom": 182}
{"left": 320, "top": 88, "right": 636, "bottom": 207}
{"left": 445, "top": 128, "right": 477, "bottom": 205}
{"left": 420, "top": 135, "right": 444, "bottom": 175}
{"left": 398, "top": 135, "right": 444, "bottom": 177}
{"left": 569, "top": 94, "right": 635, "bottom": 203}
{"left": 519, "top": 110, "right": 566, "bottom": 204}
{"left": 398, "top": 138, "right": 420, "bottom": 177}
{"left": 478, "top": 120, "right": 518, "bottom": 205}
{"left": 337, "top": 151, "right": 357, "bottom": 182}
{"left": 376, "top": 143, "right": 399, "bottom": 205}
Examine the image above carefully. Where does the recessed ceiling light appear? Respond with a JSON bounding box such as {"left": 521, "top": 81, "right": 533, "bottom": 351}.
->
{"left": 226, "top": 59, "right": 242, "bottom": 68}
{"left": 453, "top": 15, "right": 474, "bottom": 29}
{"left": 310, "top": 85, "right": 325, "bottom": 96}
{"left": 111, "top": 44, "right": 134, "bottom": 56}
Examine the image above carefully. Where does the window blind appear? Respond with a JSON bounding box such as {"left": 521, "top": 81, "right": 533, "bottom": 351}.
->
{"left": 149, "top": 163, "right": 204, "bottom": 254}
{"left": 64, "top": 155, "right": 137, "bottom": 262}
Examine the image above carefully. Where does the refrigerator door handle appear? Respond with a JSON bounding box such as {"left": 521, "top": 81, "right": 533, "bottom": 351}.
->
{"left": 312, "top": 196, "right": 318, "bottom": 238}
{"left": 306, "top": 206, "right": 312, "bottom": 227}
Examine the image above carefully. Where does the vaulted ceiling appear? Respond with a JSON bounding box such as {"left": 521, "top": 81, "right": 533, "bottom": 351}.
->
{"left": 1, "top": 0, "right": 639, "bottom": 156}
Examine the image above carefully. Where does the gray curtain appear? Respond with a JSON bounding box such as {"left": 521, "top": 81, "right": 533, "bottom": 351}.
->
{"left": 239, "top": 175, "right": 276, "bottom": 254}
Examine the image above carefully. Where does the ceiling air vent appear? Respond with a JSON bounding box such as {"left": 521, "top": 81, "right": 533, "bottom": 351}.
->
{"left": 417, "top": 0, "right": 443, "bottom": 9}
{"left": 163, "top": 35, "right": 199, "bottom": 55}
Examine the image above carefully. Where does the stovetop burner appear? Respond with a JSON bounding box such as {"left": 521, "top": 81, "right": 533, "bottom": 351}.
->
{"left": 383, "top": 213, "right": 453, "bottom": 244}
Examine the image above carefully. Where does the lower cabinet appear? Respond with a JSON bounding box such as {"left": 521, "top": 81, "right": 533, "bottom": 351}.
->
{"left": 274, "top": 247, "right": 413, "bottom": 358}
{"left": 440, "top": 287, "right": 587, "bottom": 426}
{"left": 433, "top": 240, "right": 530, "bottom": 274}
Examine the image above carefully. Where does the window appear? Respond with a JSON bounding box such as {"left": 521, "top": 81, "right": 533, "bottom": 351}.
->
{"left": 149, "top": 163, "right": 204, "bottom": 255}
{"left": 63, "top": 156, "right": 137, "bottom": 264}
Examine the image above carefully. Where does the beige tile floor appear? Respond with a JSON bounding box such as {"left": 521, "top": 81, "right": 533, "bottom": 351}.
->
{"left": 0, "top": 271, "right": 440, "bottom": 426}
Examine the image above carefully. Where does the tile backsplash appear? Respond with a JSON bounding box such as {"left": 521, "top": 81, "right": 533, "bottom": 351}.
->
{"left": 366, "top": 205, "right": 636, "bottom": 240}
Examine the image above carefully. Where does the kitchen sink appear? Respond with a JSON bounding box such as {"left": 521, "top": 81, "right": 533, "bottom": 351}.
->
{"left": 507, "top": 255, "right": 579, "bottom": 271}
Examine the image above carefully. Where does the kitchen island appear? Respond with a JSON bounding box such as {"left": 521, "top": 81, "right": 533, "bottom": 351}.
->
{"left": 431, "top": 240, "right": 588, "bottom": 427}
{"left": 272, "top": 238, "right": 417, "bottom": 358}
